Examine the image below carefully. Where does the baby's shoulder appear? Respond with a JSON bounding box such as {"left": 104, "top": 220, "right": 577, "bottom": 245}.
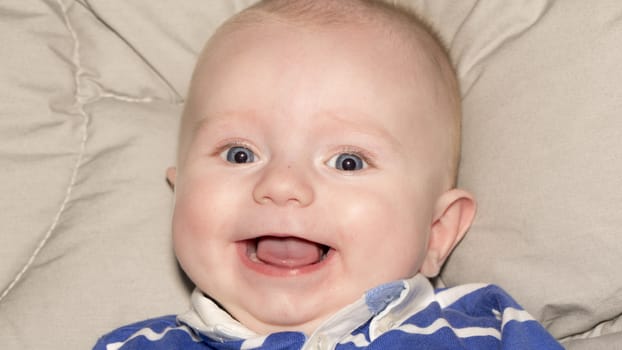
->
{"left": 435, "top": 283, "right": 524, "bottom": 316}
{"left": 93, "top": 315, "right": 203, "bottom": 350}
{"left": 422, "top": 284, "right": 562, "bottom": 349}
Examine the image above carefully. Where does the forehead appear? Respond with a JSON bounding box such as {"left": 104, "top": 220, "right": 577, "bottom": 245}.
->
{"left": 187, "top": 18, "right": 443, "bottom": 124}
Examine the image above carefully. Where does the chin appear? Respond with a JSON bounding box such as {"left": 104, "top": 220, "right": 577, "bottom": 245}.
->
{"left": 234, "top": 291, "right": 338, "bottom": 335}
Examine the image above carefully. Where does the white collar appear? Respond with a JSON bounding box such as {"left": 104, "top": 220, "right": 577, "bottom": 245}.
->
{"left": 178, "top": 274, "right": 436, "bottom": 348}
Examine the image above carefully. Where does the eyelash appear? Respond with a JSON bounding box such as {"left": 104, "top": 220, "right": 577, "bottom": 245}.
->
{"left": 214, "top": 140, "right": 257, "bottom": 157}
{"left": 212, "top": 141, "right": 376, "bottom": 169}
{"left": 330, "top": 147, "right": 375, "bottom": 169}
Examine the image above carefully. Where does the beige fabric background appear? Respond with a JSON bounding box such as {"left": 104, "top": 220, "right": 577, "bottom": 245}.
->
{"left": 0, "top": 1, "right": 620, "bottom": 349}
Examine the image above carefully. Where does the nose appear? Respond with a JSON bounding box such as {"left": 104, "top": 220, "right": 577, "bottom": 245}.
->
{"left": 252, "top": 160, "right": 314, "bottom": 207}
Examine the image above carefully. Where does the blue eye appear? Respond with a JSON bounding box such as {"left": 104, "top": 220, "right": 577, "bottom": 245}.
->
{"left": 224, "top": 146, "right": 255, "bottom": 164}
{"left": 329, "top": 153, "right": 366, "bottom": 171}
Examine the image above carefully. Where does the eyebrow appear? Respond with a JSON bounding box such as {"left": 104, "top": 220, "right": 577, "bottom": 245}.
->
{"left": 316, "top": 109, "right": 403, "bottom": 150}
{"left": 191, "top": 110, "right": 263, "bottom": 134}
{"left": 192, "top": 108, "right": 403, "bottom": 150}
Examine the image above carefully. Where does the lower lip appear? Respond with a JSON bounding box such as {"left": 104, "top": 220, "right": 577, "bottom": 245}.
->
{"left": 236, "top": 241, "right": 334, "bottom": 277}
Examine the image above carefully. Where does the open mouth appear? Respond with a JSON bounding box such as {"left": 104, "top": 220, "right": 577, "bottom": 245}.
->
{"left": 240, "top": 236, "right": 332, "bottom": 272}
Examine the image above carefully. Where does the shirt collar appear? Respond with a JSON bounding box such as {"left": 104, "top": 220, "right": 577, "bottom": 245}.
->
{"left": 178, "top": 274, "right": 435, "bottom": 347}
{"left": 178, "top": 289, "right": 258, "bottom": 342}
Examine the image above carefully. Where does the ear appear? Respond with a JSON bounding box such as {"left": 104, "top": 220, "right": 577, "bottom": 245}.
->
{"left": 420, "top": 188, "right": 476, "bottom": 277}
{"left": 166, "top": 166, "right": 177, "bottom": 190}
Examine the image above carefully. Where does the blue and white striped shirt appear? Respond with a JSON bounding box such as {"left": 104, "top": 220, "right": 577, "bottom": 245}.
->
{"left": 94, "top": 275, "right": 562, "bottom": 349}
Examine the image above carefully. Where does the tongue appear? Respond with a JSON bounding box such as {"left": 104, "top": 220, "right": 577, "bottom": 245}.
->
{"left": 256, "top": 237, "right": 322, "bottom": 268}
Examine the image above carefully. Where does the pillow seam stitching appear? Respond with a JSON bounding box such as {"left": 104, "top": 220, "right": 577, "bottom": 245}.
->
{"left": 0, "top": 0, "right": 89, "bottom": 303}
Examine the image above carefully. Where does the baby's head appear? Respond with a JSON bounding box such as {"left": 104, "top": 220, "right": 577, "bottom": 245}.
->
{"left": 167, "top": 0, "right": 475, "bottom": 335}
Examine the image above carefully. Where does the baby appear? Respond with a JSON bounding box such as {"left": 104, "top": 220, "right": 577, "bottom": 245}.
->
{"left": 95, "top": 0, "right": 562, "bottom": 349}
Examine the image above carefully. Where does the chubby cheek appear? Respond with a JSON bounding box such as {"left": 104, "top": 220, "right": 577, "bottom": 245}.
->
{"left": 171, "top": 175, "right": 244, "bottom": 278}
{"left": 174, "top": 170, "right": 244, "bottom": 233}
{"left": 335, "top": 186, "right": 431, "bottom": 280}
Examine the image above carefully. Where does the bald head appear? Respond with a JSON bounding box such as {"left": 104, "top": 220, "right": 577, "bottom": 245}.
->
{"left": 225, "top": 0, "right": 460, "bottom": 112}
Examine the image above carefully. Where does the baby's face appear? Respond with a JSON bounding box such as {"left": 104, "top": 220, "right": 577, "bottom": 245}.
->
{"left": 170, "top": 19, "right": 455, "bottom": 334}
